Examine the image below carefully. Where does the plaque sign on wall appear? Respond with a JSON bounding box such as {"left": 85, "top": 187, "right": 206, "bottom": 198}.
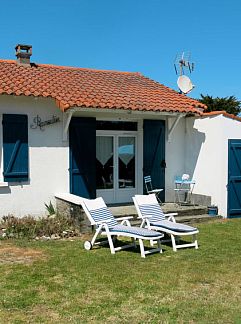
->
{"left": 30, "top": 115, "right": 60, "bottom": 131}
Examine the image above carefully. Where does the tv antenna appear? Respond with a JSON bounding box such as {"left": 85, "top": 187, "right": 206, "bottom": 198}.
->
{"left": 174, "top": 52, "right": 195, "bottom": 94}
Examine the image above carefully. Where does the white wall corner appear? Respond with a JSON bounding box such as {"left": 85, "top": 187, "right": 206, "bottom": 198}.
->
{"left": 167, "top": 115, "right": 183, "bottom": 142}
{"left": 62, "top": 111, "right": 73, "bottom": 141}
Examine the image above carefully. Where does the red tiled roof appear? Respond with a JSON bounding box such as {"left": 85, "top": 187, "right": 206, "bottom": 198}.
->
{"left": 203, "top": 111, "right": 241, "bottom": 122}
{"left": 0, "top": 59, "right": 206, "bottom": 114}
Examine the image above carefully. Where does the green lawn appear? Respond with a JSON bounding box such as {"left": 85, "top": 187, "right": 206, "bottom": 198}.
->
{"left": 0, "top": 219, "right": 241, "bottom": 323}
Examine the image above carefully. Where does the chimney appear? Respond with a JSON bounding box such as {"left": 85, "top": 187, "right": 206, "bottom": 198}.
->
{"left": 15, "top": 44, "right": 32, "bottom": 65}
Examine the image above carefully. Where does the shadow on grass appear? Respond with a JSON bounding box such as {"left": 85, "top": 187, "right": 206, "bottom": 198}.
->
{"left": 83, "top": 232, "right": 200, "bottom": 256}
{"left": 86, "top": 237, "right": 168, "bottom": 255}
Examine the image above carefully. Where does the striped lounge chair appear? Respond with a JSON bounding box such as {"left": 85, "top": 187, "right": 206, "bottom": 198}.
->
{"left": 81, "top": 197, "right": 164, "bottom": 258}
{"left": 133, "top": 194, "right": 199, "bottom": 252}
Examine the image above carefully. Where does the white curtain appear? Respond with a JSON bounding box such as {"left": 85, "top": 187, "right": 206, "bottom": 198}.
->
{"left": 96, "top": 136, "right": 113, "bottom": 166}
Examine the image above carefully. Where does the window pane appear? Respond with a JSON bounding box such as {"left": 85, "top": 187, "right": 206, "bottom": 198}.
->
{"left": 96, "top": 136, "right": 113, "bottom": 189}
{"left": 118, "top": 137, "right": 135, "bottom": 189}
{"left": 96, "top": 121, "right": 137, "bottom": 131}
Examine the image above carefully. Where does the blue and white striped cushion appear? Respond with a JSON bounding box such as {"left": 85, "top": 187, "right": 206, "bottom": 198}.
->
{"left": 150, "top": 220, "right": 197, "bottom": 232}
{"left": 139, "top": 203, "right": 165, "bottom": 222}
{"left": 109, "top": 224, "right": 163, "bottom": 238}
{"left": 89, "top": 207, "right": 118, "bottom": 228}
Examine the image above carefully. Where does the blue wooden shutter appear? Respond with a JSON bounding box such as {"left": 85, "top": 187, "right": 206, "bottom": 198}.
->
{"left": 2, "top": 114, "right": 29, "bottom": 182}
{"left": 228, "top": 139, "right": 241, "bottom": 218}
{"left": 69, "top": 117, "right": 96, "bottom": 198}
{"left": 143, "top": 119, "right": 165, "bottom": 201}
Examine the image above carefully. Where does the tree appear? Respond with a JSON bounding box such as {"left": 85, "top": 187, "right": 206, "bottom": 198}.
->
{"left": 198, "top": 94, "right": 241, "bottom": 116}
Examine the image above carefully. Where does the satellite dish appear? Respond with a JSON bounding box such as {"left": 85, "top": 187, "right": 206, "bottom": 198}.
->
{"left": 177, "top": 75, "right": 194, "bottom": 94}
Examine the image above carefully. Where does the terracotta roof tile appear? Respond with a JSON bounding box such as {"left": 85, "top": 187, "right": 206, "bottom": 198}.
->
{"left": 0, "top": 59, "right": 206, "bottom": 114}
{"left": 203, "top": 111, "right": 241, "bottom": 122}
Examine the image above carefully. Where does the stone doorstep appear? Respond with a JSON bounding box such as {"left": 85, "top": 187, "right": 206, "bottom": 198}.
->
{"left": 109, "top": 203, "right": 208, "bottom": 218}
{"left": 110, "top": 204, "right": 222, "bottom": 226}
{"left": 175, "top": 214, "right": 223, "bottom": 225}
{"left": 116, "top": 213, "right": 222, "bottom": 227}
{"left": 115, "top": 213, "right": 222, "bottom": 227}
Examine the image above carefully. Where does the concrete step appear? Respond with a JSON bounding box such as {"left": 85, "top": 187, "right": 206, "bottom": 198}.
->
{"left": 109, "top": 203, "right": 221, "bottom": 226}
{"left": 120, "top": 214, "right": 222, "bottom": 227}
{"left": 172, "top": 214, "right": 222, "bottom": 225}
{"left": 123, "top": 214, "right": 222, "bottom": 226}
{"left": 110, "top": 203, "right": 208, "bottom": 218}
{"left": 161, "top": 204, "right": 208, "bottom": 217}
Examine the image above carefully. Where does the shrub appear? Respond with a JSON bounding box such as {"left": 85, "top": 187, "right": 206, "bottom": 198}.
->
{"left": 0, "top": 214, "right": 80, "bottom": 239}
{"left": 44, "top": 201, "right": 56, "bottom": 216}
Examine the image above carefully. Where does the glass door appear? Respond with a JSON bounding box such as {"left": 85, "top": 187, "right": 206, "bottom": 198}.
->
{"left": 96, "top": 133, "right": 137, "bottom": 203}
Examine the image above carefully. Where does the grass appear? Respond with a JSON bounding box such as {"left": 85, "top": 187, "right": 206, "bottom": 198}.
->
{"left": 0, "top": 219, "right": 241, "bottom": 323}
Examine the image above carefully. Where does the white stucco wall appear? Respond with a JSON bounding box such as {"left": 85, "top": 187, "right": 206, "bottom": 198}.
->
{"left": 186, "top": 114, "right": 241, "bottom": 217}
{"left": 0, "top": 95, "right": 69, "bottom": 217}
{"left": 165, "top": 117, "right": 186, "bottom": 202}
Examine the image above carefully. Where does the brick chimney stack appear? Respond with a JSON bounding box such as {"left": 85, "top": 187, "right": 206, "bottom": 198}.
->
{"left": 15, "top": 44, "right": 32, "bottom": 65}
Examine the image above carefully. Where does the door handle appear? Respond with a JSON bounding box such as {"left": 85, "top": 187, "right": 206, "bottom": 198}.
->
{"left": 161, "top": 160, "right": 166, "bottom": 168}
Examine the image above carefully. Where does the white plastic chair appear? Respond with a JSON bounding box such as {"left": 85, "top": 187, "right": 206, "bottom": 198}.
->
{"left": 133, "top": 194, "right": 199, "bottom": 252}
{"left": 81, "top": 196, "right": 164, "bottom": 258}
{"left": 144, "top": 175, "right": 163, "bottom": 203}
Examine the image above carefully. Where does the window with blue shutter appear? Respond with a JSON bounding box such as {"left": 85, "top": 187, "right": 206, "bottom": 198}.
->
{"left": 2, "top": 114, "right": 29, "bottom": 182}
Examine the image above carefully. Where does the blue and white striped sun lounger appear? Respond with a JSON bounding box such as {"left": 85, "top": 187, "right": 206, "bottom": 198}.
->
{"left": 81, "top": 196, "right": 164, "bottom": 258}
{"left": 133, "top": 194, "right": 199, "bottom": 252}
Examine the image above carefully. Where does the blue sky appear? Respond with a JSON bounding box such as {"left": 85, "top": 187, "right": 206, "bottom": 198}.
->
{"left": 0, "top": 0, "right": 240, "bottom": 100}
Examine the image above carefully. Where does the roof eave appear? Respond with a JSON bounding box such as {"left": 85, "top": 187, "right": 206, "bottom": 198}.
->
{"left": 62, "top": 105, "right": 202, "bottom": 117}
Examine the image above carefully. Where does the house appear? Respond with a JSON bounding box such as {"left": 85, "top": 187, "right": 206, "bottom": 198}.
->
{"left": 0, "top": 44, "right": 240, "bottom": 219}
{"left": 185, "top": 111, "right": 241, "bottom": 218}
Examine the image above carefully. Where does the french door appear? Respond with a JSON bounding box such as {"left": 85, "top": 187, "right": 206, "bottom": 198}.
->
{"left": 96, "top": 131, "right": 137, "bottom": 203}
